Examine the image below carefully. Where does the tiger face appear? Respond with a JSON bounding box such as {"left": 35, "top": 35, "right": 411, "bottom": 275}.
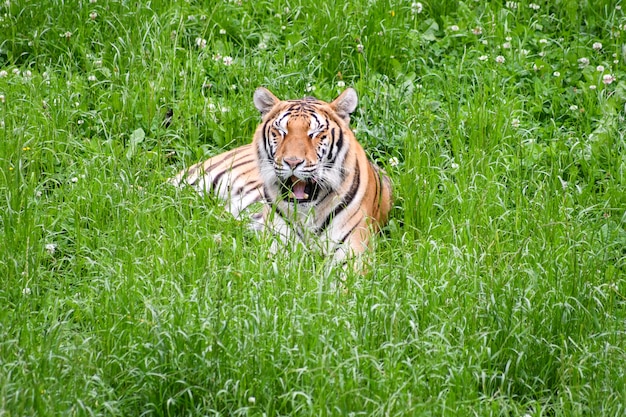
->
{"left": 253, "top": 88, "right": 358, "bottom": 205}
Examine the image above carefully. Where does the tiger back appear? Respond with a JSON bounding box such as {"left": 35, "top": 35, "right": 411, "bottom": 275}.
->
{"left": 170, "top": 87, "right": 392, "bottom": 262}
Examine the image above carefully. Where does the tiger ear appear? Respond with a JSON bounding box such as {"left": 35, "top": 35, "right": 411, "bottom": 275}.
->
{"left": 330, "top": 88, "right": 358, "bottom": 122}
{"left": 253, "top": 87, "right": 280, "bottom": 116}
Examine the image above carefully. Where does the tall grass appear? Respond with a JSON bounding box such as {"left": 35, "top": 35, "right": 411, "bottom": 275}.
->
{"left": 1, "top": 0, "right": 625, "bottom": 415}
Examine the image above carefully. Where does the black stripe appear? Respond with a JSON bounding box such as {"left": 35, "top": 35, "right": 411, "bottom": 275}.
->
{"left": 315, "top": 159, "right": 361, "bottom": 235}
{"left": 210, "top": 158, "right": 255, "bottom": 188}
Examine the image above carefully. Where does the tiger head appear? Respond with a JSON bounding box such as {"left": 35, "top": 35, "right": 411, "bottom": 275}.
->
{"left": 252, "top": 87, "right": 359, "bottom": 204}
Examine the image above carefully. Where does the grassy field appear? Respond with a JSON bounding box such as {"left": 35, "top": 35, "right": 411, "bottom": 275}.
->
{"left": 1, "top": 0, "right": 626, "bottom": 415}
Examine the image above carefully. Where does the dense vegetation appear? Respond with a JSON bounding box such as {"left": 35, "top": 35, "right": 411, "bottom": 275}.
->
{"left": 1, "top": 0, "right": 625, "bottom": 415}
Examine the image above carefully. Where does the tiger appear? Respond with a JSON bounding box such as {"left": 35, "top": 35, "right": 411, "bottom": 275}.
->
{"left": 170, "top": 87, "right": 393, "bottom": 263}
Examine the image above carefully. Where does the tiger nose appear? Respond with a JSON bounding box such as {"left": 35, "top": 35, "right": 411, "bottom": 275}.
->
{"left": 283, "top": 156, "right": 305, "bottom": 169}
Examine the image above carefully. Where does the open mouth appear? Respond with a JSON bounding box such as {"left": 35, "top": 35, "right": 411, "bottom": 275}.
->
{"left": 280, "top": 176, "right": 319, "bottom": 202}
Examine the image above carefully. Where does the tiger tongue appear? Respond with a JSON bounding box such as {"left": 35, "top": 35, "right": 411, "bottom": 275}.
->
{"left": 290, "top": 177, "right": 309, "bottom": 200}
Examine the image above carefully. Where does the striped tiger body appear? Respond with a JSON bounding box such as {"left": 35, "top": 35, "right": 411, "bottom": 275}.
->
{"left": 171, "top": 87, "right": 392, "bottom": 262}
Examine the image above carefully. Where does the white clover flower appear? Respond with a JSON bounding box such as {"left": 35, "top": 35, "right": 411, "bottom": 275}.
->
{"left": 539, "top": 39, "right": 548, "bottom": 44}
{"left": 578, "top": 57, "right": 589, "bottom": 67}
{"left": 596, "top": 65, "right": 605, "bottom": 72}
{"left": 12, "top": 68, "right": 20, "bottom": 75}
{"left": 0, "top": 70, "right": 7, "bottom": 77}
{"left": 337, "top": 80, "right": 346, "bottom": 88}
{"left": 593, "top": 42, "right": 602, "bottom": 50}
{"left": 305, "top": 83, "right": 316, "bottom": 92}
{"left": 23, "top": 70, "right": 32, "bottom": 78}
{"left": 411, "top": 2, "right": 423, "bottom": 14}
{"left": 45, "top": 243, "right": 57, "bottom": 254}
{"left": 88, "top": 75, "right": 97, "bottom": 82}
{"left": 450, "top": 161, "right": 459, "bottom": 169}
{"left": 220, "top": 106, "right": 230, "bottom": 113}
{"left": 89, "top": 11, "right": 97, "bottom": 20}
{"left": 511, "top": 119, "right": 521, "bottom": 128}
{"left": 356, "top": 43, "right": 364, "bottom": 53}
{"left": 219, "top": 29, "right": 227, "bottom": 35}
{"left": 195, "top": 37, "right": 207, "bottom": 49}
{"left": 603, "top": 74, "right": 616, "bottom": 84}
{"left": 258, "top": 42, "right": 267, "bottom": 50}
{"left": 553, "top": 71, "right": 560, "bottom": 77}
{"left": 617, "top": 5, "right": 622, "bottom": 10}
{"left": 222, "top": 56, "right": 233, "bottom": 65}
{"left": 22, "top": 287, "right": 32, "bottom": 295}
{"left": 472, "top": 27, "right": 483, "bottom": 35}
{"left": 502, "top": 42, "right": 511, "bottom": 49}
{"left": 449, "top": 25, "right": 460, "bottom": 31}
{"left": 495, "top": 55, "right": 505, "bottom": 63}
{"left": 212, "top": 53, "right": 222, "bottom": 61}
{"left": 0, "top": 94, "right": 5, "bottom": 103}
{"left": 478, "top": 55, "right": 489, "bottom": 61}
{"left": 248, "top": 397, "right": 256, "bottom": 405}
{"left": 569, "top": 105, "right": 578, "bottom": 111}
{"left": 71, "top": 176, "right": 79, "bottom": 182}
{"left": 62, "top": 31, "right": 72, "bottom": 39}
{"left": 520, "top": 49, "right": 529, "bottom": 56}
{"left": 589, "top": 84, "right": 597, "bottom": 90}
{"left": 389, "top": 157, "right": 399, "bottom": 167}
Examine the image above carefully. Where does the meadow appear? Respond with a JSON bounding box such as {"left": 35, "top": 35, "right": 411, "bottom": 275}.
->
{"left": 1, "top": 0, "right": 625, "bottom": 415}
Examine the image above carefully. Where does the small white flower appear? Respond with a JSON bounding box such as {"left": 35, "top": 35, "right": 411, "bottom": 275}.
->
{"left": 0, "top": 94, "right": 5, "bottom": 103}
{"left": 589, "top": 84, "right": 597, "bottom": 90}
{"left": 389, "top": 157, "right": 399, "bottom": 167}
{"left": 45, "top": 243, "right": 57, "bottom": 254}
{"left": 22, "top": 287, "right": 32, "bottom": 295}
{"left": 88, "top": 75, "right": 97, "bottom": 82}
{"left": 0, "top": 70, "right": 7, "bottom": 77}
{"left": 411, "top": 2, "right": 423, "bottom": 14}
{"left": 520, "top": 49, "right": 529, "bottom": 56}
{"left": 23, "top": 70, "right": 32, "bottom": 78}
{"left": 569, "top": 105, "right": 578, "bottom": 111}
{"left": 248, "top": 397, "right": 256, "bottom": 405}
{"left": 472, "top": 27, "right": 483, "bottom": 35}
{"left": 450, "top": 162, "right": 459, "bottom": 169}
{"left": 220, "top": 106, "right": 230, "bottom": 113}
{"left": 449, "top": 25, "right": 459, "bottom": 32}
{"left": 592, "top": 42, "right": 603, "bottom": 50}
{"left": 481, "top": 40, "right": 488, "bottom": 45}
{"left": 553, "top": 71, "right": 560, "bottom": 77}
{"left": 356, "top": 43, "right": 364, "bottom": 53}
{"left": 337, "top": 80, "right": 346, "bottom": 88}
{"left": 94, "top": 59, "right": 103, "bottom": 67}
{"left": 71, "top": 176, "right": 79, "bottom": 183}
{"left": 602, "top": 74, "right": 616, "bottom": 84}
{"left": 195, "top": 37, "right": 207, "bottom": 49}
{"left": 219, "top": 29, "right": 227, "bottom": 35}
{"left": 258, "top": 42, "right": 267, "bottom": 50}
{"left": 62, "top": 31, "right": 72, "bottom": 39}
{"left": 502, "top": 42, "right": 511, "bottom": 49}
{"left": 478, "top": 55, "right": 489, "bottom": 61}
{"left": 212, "top": 53, "right": 222, "bottom": 61}
{"left": 539, "top": 38, "right": 548, "bottom": 44}
{"left": 77, "top": 119, "right": 84, "bottom": 125}
{"left": 529, "top": 3, "right": 540, "bottom": 10}
{"left": 617, "top": 5, "right": 622, "bottom": 10}
{"left": 495, "top": 55, "right": 505, "bottom": 63}
{"left": 596, "top": 65, "right": 605, "bottom": 72}
{"left": 12, "top": 68, "right": 20, "bottom": 75}
{"left": 305, "top": 83, "right": 316, "bottom": 92}
{"left": 578, "top": 57, "right": 589, "bottom": 67}
{"left": 511, "top": 119, "right": 521, "bottom": 128}
{"left": 222, "top": 56, "right": 233, "bottom": 65}
{"left": 89, "top": 11, "right": 98, "bottom": 20}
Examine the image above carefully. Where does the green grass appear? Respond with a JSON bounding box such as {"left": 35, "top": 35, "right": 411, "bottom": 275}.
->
{"left": 1, "top": 0, "right": 625, "bottom": 415}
